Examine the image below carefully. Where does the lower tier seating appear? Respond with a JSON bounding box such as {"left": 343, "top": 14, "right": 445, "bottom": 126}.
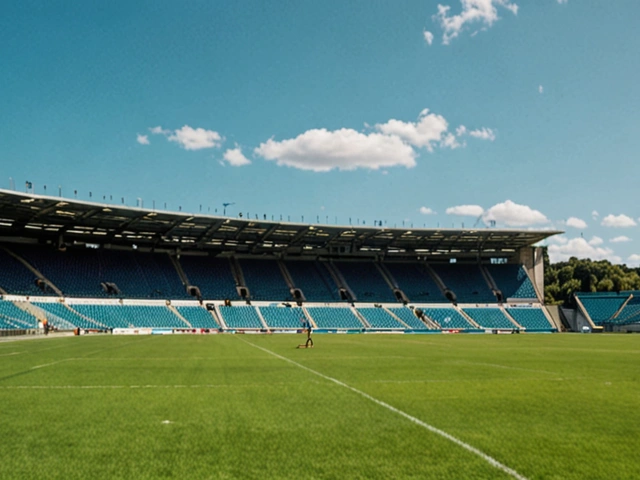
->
{"left": 175, "top": 306, "right": 220, "bottom": 329}
{"left": 357, "top": 307, "right": 405, "bottom": 329}
{"left": 422, "top": 307, "right": 474, "bottom": 330}
{"left": 218, "top": 305, "right": 263, "bottom": 329}
{"left": 306, "top": 307, "right": 364, "bottom": 329}
{"left": 387, "top": 307, "right": 429, "bottom": 329}
{"left": 506, "top": 308, "right": 554, "bottom": 330}
{"left": 0, "top": 301, "right": 38, "bottom": 329}
{"left": 259, "top": 306, "right": 307, "bottom": 329}
{"left": 463, "top": 308, "right": 516, "bottom": 329}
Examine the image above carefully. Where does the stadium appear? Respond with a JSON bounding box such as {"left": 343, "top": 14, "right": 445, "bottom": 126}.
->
{"left": 0, "top": 188, "right": 561, "bottom": 335}
{"left": 2, "top": 188, "right": 639, "bottom": 479}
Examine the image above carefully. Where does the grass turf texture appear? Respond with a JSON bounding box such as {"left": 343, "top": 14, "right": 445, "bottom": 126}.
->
{"left": 0, "top": 334, "right": 638, "bottom": 479}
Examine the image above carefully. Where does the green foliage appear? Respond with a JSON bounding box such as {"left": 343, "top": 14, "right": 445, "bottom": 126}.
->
{"left": 544, "top": 252, "right": 640, "bottom": 305}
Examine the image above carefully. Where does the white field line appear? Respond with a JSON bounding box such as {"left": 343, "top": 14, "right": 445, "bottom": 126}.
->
{"left": 460, "top": 361, "right": 558, "bottom": 375}
{"left": 0, "top": 351, "right": 23, "bottom": 357}
{"left": 240, "top": 338, "right": 528, "bottom": 480}
{"left": 0, "top": 381, "right": 321, "bottom": 390}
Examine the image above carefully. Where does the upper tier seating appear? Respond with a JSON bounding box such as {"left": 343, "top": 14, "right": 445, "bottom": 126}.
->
{"left": 218, "top": 305, "right": 263, "bottom": 329}
{"left": 0, "top": 248, "right": 51, "bottom": 296}
{"left": 8, "top": 245, "right": 188, "bottom": 299}
{"left": 463, "top": 307, "right": 516, "bottom": 329}
{"left": 179, "top": 256, "right": 239, "bottom": 300}
{"left": 175, "top": 306, "right": 220, "bottom": 329}
{"left": 384, "top": 262, "right": 445, "bottom": 302}
{"left": 0, "top": 301, "right": 38, "bottom": 329}
{"left": 238, "top": 259, "right": 291, "bottom": 301}
{"left": 487, "top": 264, "right": 537, "bottom": 299}
{"left": 576, "top": 292, "right": 630, "bottom": 325}
{"left": 357, "top": 307, "right": 405, "bottom": 329}
{"left": 306, "top": 307, "right": 364, "bottom": 329}
{"left": 506, "top": 307, "right": 555, "bottom": 331}
{"left": 259, "top": 306, "right": 306, "bottom": 329}
{"left": 284, "top": 261, "right": 339, "bottom": 302}
{"left": 333, "top": 261, "right": 397, "bottom": 303}
{"left": 387, "top": 307, "right": 429, "bottom": 330}
{"left": 431, "top": 264, "right": 496, "bottom": 303}
{"left": 421, "top": 307, "right": 474, "bottom": 330}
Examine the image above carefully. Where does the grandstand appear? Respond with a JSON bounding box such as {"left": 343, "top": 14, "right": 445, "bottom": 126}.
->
{"left": 575, "top": 291, "right": 640, "bottom": 332}
{"left": 0, "top": 188, "right": 562, "bottom": 334}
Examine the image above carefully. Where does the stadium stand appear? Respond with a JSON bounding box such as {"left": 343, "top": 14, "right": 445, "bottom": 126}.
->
{"left": 463, "top": 307, "right": 516, "bottom": 330}
{"left": 576, "top": 292, "right": 630, "bottom": 325}
{"left": 218, "top": 305, "right": 264, "bottom": 329}
{"left": 357, "top": 307, "right": 405, "bottom": 329}
{"left": 487, "top": 264, "right": 537, "bottom": 300}
{"left": 259, "top": 306, "right": 306, "bottom": 329}
{"left": 175, "top": 305, "right": 220, "bottom": 329}
{"left": 238, "top": 259, "right": 291, "bottom": 301}
{"left": 284, "top": 260, "right": 339, "bottom": 302}
{"left": 0, "top": 301, "right": 38, "bottom": 329}
{"left": 387, "top": 307, "right": 429, "bottom": 330}
{"left": 306, "top": 307, "right": 364, "bottom": 329}
{"left": 431, "top": 264, "right": 496, "bottom": 303}
{"left": 5, "top": 245, "right": 189, "bottom": 299}
{"left": 506, "top": 307, "right": 555, "bottom": 331}
{"left": 71, "top": 304, "right": 185, "bottom": 329}
{"left": 332, "top": 261, "right": 397, "bottom": 303}
{"left": 0, "top": 248, "right": 51, "bottom": 296}
{"left": 421, "top": 307, "right": 475, "bottom": 330}
{"left": 179, "top": 256, "right": 239, "bottom": 300}
{"left": 384, "top": 262, "right": 445, "bottom": 302}
{"left": 33, "top": 302, "right": 104, "bottom": 330}
{"left": 607, "top": 294, "right": 640, "bottom": 325}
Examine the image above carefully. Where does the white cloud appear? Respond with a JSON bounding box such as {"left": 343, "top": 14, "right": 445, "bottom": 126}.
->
{"left": 375, "top": 109, "right": 451, "bottom": 151}
{"left": 482, "top": 200, "right": 549, "bottom": 227}
{"left": 222, "top": 146, "right": 251, "bottom": 167}
{"left": 168, "top": 125, "right": 223, "bottom": 150}
{"left": 610, "top": 236, "right": 631, "bottom": 243}
{"left": 557, "top": 0, "right": 568, "bottom": 4}
{"left": 254, "top": 128, "right": 416, "bottom": 172}
{"left": 468, "top": 127, "right": 496, "bottom": 141}
{"left": 419, "top": 206, "right": 437, "bottom": 215}
{"left": 149, "top": 125, "right": 223, "bottom": 151}
{"left": 456, "top": 125, "right": 467, "bottom": 136}
{"left": 591, "top": 210, "right": 599, "bottom": 220}
{"left": 601, "top": 214, "right": 637, "bottom": 228}
{"left": 149, "top": 126, "right": 167, "bottom": 135}
{"left": 446, "top": 204, "right": 484, "bottom": 217}
{"left": 136, "top": 134, "right": 150, "bottom": 145}
{"left": 423, "top": 30, "right": 434, "bottom": 45}
{"left": 255, "top": 109, "right": 494, "bottom": 172}
{"left": 433, "top": 0, "right": 519, "bottom": 45}
{"left": 548, "top": 237, "right": 621, "bottom": 264}
{"left": 565, "top": 217, "right": 587, "bottom": 229}
{"left": 538, "top": 85, "right": 544, "bottom": 94}
{"left": 589, "top": 236, "right": 604, "bottom": 246}
{"left": 548, "top": 235, "right": 568, "bottom": 245}
{"left": 627, "top": 254, "right": 640, "bottom": 267}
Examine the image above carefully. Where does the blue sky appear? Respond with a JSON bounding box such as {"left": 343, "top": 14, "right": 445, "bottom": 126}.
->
{"left": 1, "top": 0, "right": 639, "bottom": 264}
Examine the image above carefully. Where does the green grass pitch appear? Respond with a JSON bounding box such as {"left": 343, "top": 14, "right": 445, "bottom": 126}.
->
{"left": 0, "top": 333, "right": 638, "bottom": 479}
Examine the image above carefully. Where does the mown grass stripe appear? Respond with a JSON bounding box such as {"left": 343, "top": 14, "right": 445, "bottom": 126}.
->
{"left": 242, "top": 338, "right": 529, "bottom": 480}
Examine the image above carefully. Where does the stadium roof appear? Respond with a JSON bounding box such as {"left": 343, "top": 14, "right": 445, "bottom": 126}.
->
{"left": 0, "top": 189, "right": 561, "bottom": 258}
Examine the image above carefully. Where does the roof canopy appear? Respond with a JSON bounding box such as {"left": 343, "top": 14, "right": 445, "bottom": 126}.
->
{"left": 0, "top": 189, "right": 561, "bottom": 259}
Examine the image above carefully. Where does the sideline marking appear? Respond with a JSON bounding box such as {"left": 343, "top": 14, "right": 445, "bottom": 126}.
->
{"left": 0, "top": 381, "right": 320, "bottom": 390}
{"left": 240, "top": 338, "right": 528, "bottom": 480}
{"left": 0, "top": 352, "right": 23, "bottom": 357}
